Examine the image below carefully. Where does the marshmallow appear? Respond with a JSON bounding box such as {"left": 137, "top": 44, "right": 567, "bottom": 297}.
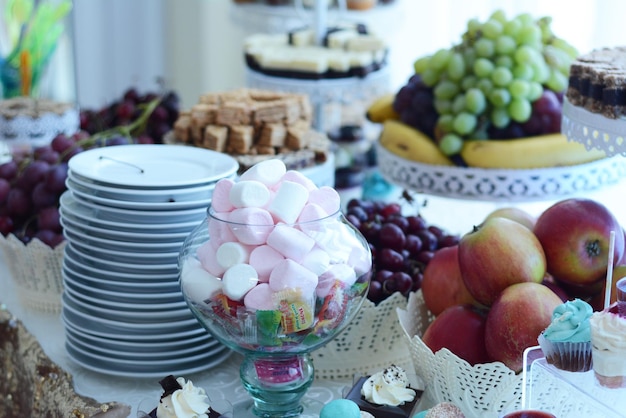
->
{"left": 216, "top": 241, "right": 252, "bottom": 269}
{"left": 280, "top": 170, "right": 317, "bottom": 191}
{"left": 228, "top": 207, "right": 274, "bottom": 245}
{"left": 298, "top": 203, "right": 329, "bottom": 224}
{"left": 267, "top": 224, "right": 316, "bottom": 262}
{"left": 238, "top": 158, "right": 287, "bottom": 186}
{"left": 229, "top": 180, "right": 271, "bottom": 208}
{"left": 243, "top": 283, "right": 276, "bottom": 311}
{"left": 197, "top": 241, "right": 225, "bottom": 277}
{"left": 208, "top": 215, "right": 237, "bottom": 247}
{"left": 211, "top": 178, "right": 235, "bottom": 212}
{"left": 316, "top": 263, "right": 358, "bottom": 298}
{"left": 268, "top": 180, "right": 309, "bottom": 224}
{"left": 307, "top": 186, "right": 341, "bottom": 215}
{"left": 300, "top": 246, "right": 331, "bottom": 276}
{"left": 249, "top": 245, "right": 285, "bottom": 282}
{"left": 180, "top": 258, "right": 223, "bottom": 304}
{"left": 348, "top": 242, "right": 372, "bottom": 276}
{"left": 269, "top": 259, "right": 318, "bottom": 296}
{"left": 222, "top": 263, "right": 259, "bottom": 301}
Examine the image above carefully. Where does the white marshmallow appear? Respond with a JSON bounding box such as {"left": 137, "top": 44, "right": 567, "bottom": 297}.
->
{"left": 229, "top": 180, "right": 271, "bottom": 208}
{"left": 197, "top": 241, "right": 225, "bottom": 277}
{"left": 243, "top": 283, "right": 276, "bottom": 311}
{"left": 307, "top": 186, "right": 341, "bottom": 215}
{"left": 229, "top": 207, "right": 274, "bottom": 245}
{"left": 211, "top": 178, "right": 235, "bottom": 212}
{"left": 300, "top": 246, "right": 331, "bottom": 276}
{"left": 267, "top": 224, "right": 316, "bottom": 262}
{"left": 348, "top": 242, "right": 372, "bottom": 276}
{"left": 268, "top": 180, "right": 309, "bottom": 224}
{"left": 269, "top": 259, "right": 318, "bottom": 296}
{"left": 239, "top": 159, "right": 287, "bottom": 186}
{"left": 222, "top": 263, "right": 259, "bottom": 301}
{"left": 280, "top": 170, "right": 317, "bottom": 191}
{"left": 180, "top": 258, "right": 223, "bottom": 304}
{"left": 249, "top": 245, "right": 285, "bottom": 282}
{"left": 216, "top": 241, "right": 252, "bottom": 269}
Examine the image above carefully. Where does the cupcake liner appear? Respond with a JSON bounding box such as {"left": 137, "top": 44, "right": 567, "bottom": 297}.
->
{"left": 537, "top": 333, "right": 593, "bottom": 373}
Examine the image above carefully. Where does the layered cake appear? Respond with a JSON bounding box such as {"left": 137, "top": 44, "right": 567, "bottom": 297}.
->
{"left": 171, "top": 88, "right": 331, "bottom": 173}
{"left": 244, "top": 23, "right": 387, "bottom": 80}
{"left": 344, "top": 365, "right": 420, "bottom": 417}
{"left": 0, "top": 306, "right": 130, "bottom": 417}
{"left": 143, "top": 375, "right": 223, "bottom": 418}
{"left": 0, "top": 96, "right": 79, "bottom": 149}
{"left": 566, "top": 46, "right": 626, "bottom": 119}
{"left": 589, "top": 304, "right": 626, "bottom": 388}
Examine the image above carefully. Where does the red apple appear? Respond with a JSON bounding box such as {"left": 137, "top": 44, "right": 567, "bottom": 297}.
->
{"left": 421, "top": 304, "right": 491, "bottom": 366}
{"left": 458, "top": 217, "right": 546, "bottom": 306}
{"left": 484, "top": 282, "right": 562, "bottom": 372}
{"left": 533, "top": 198, "right": 625, "bottom": 286}
{"left": 421, "top": 245, "right": 478, "bottom": 315}
{"left": 484, "top": 206, "right": 536, "bottom": 230}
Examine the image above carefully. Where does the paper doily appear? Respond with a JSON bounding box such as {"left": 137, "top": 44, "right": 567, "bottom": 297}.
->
{"left": 0, "top": 107, "right": 79, "bottom": 148}
{"left": 0, "top": 234, "right": 66, "bottom": 313}
{"left": 376, "top": 142, "right": 626, "bottom": 202}
{"left": 562, "top": 97, "right": 626, "bottom": 157}
{"left": 397, "top": 291, "right": 523, "bottom": 418}
{"left": 312, "top": 291, "right": 413, "bottom": 381}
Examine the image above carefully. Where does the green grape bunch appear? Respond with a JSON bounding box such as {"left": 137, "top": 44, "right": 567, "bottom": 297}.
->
{"left": 412, "top": 10, "right": 578, "bottom": 155}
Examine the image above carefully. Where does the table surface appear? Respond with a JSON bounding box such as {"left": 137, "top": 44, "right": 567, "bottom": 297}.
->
{"left": 0, "top": 253, "right": 351, "bottom": 417}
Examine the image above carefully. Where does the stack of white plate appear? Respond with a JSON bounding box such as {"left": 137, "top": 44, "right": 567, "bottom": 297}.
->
{"left": 59, "top": 144, "right": 239, "bottom": 377}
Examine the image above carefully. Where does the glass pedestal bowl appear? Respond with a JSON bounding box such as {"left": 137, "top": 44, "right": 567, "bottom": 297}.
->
{"left": 178, "top": 207, "right": 372, "bottom": 417}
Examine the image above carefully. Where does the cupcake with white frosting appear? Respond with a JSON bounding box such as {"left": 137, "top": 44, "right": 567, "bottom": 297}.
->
{"left": 590, "top": 305, "right": 626, "bottom": 388}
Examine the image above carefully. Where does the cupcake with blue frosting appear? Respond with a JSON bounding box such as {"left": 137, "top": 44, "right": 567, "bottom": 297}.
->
{"left": 537, "top": 298, "right": 593, "bottom": 372}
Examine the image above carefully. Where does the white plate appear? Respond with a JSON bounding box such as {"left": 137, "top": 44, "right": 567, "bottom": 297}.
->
{"left": 67, "top": 171, "right": 219, "bottom": 202}
{"left": 61, "top": 191, "right": 208, "bottom": 224}
{"left": 65, "top": 244, "right": 179, "bottom": 274}
{"left": 65, "top": 330, "right": 219, "bottom": 360}
{"left": 63, "top": 250, "right": 180, "bottom": 282}
{"left": 67, "top": 144, "right": 239, "bottom": 187}
{"left": 67, "top": 238, "right": 180, "bottom": 263}
{"left": 62, "top": 225, "right": 185, "bottom": 253}
{"left": 65, "top": 340, "right": 232, "bottom": 378}
{"left": 66, "top": 179, "right": 213, "bottom": 210}
{"left": 62, "top": 291, "right": 192, "bottom": 323}
{"left": 60, "top": 195, "right": 202, "bottom": 232}
{"left": 63, "top": 323, "right": 215, "bottom": 353}
{"left": 62, "top": 267, "right": 182, "bottom": 302}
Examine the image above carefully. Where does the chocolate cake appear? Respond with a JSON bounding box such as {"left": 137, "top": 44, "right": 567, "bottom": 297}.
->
{"left": 565, "top": 46, "right": 626, "bottom": 118}
{"left": 0, "top": 306, "right": 130, "bottom": 417}
{"left": 147, "top": 375, "right": 222, "bottom": 418}
{"left": 344, "top": 376, "right": 421, "bottom": 418}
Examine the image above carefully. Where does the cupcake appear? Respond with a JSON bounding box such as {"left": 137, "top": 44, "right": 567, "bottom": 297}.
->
{"left": 413, "top": 402, "right": 465, "bottom": 418}
{"left": 589, "top": 304, "right": 626, "bottom": 388}
{"left": 537, "top": 298, "right": 593, "bottom": 372}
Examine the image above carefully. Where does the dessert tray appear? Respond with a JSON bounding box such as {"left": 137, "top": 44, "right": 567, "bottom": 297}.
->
{"left": 562, "top": 97, "right": 626, "bottom": 157}
{"left": 376, "top": 142, "right": 626, "bottom": 202}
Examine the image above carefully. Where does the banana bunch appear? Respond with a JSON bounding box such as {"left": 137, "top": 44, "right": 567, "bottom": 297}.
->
{"left": 367, "top": 95, "right": 607, "bottom": 169}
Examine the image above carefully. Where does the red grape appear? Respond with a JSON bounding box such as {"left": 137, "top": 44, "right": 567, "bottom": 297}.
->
{"left": 378, "top": 223, "right": 406, "bottom": 252}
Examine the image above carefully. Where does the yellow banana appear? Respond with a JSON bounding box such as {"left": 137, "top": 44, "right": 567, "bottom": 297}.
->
{"left": 460, "top": 133, "right": 608, "bottom": 169}
{"left": 366, "top": 93, "right": 400, "bottom": 123}
{"left": 379, "top": 119, "right": 454, "bottom": 166}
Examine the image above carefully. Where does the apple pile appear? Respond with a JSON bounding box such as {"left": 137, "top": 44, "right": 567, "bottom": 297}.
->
{"left": 419, "top": 197, "right": 624, "bottom": 372}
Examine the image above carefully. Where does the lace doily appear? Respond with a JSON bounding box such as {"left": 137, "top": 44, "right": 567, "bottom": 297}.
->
{"left": 0, "top": 234, "right": 66, "bottom": 313}
{"left": 397, "top": 291, "right": 523, "bottom": 418}
{"left": 311, "top": 291, "right": 414, "bottom": 381}
{"left": 376, "top": 142, "right": 626, "bottom": 202}
{"left": 562, "top": 97, "right": 626, "bottom": 157}
{"left": 0, "top": 107, "right": 79, "bottom": 148}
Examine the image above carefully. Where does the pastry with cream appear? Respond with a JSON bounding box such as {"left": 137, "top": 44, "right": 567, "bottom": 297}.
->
{"left": 589, "top": 304, "right": 626, "bottom": 388}
{"left": 145, "top": 375, "right": 224, "bottom": 418}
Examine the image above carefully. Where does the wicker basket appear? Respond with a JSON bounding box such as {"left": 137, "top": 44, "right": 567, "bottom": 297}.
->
{"left": 0, "top": 234, "right": 66, "bottom": 313}
{"left": 311, "top": 291, "right": 414, "bottom": 381}
{"left": 396, "top": 291, "right": 523, "bottom": 418}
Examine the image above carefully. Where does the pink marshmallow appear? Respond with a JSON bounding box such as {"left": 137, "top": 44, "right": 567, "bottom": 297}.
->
{"left": 208, "top": 215, "right": 237, "bottom": 247}
{"left": 243, "top": 283, "right": 276, "bottom": 311}
{"left": 196, "top": 241, "right": 225, "bottom": 277}
{"left": 249, "top": 245, "right": 285, "bottom": 282}
{"left": 307, "top": 186, "right": 341, "bottom": 216}
{"left": 228, "top": 207, "right": 274, "bottom": 245}
{"left": 300, "top": 247, "right": 331, "bottom": 276}
{"left": 268, "top": 181, "right": 309, "bottom": 224}
{"left": 298, "top": 203, "right": 329, "bottom": 224}
{"left": 211, "top": 178, "right": 235, "bottom": 212}
{"left": 267, "top": 224, "right": 315, "bottom": 262}
{"left": 239, "top": 159, "right": 286, "bottom": 186}
{"left": 316, "top": 263, "right": 357, "bottom": 298}
{"left": 268, "top": 259, "right": 318, "bottom": 296}
{"left": 348, "top": 243, "right": 372, "bottom": 276}
{"left": 229, "top": 180, "right": 271, "bottom": 208}
{"left": 279, "top": 170, "right": 316, "bottom": 191}
{"left": 222, "top": 263, "right": 259, "bottom": 301}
